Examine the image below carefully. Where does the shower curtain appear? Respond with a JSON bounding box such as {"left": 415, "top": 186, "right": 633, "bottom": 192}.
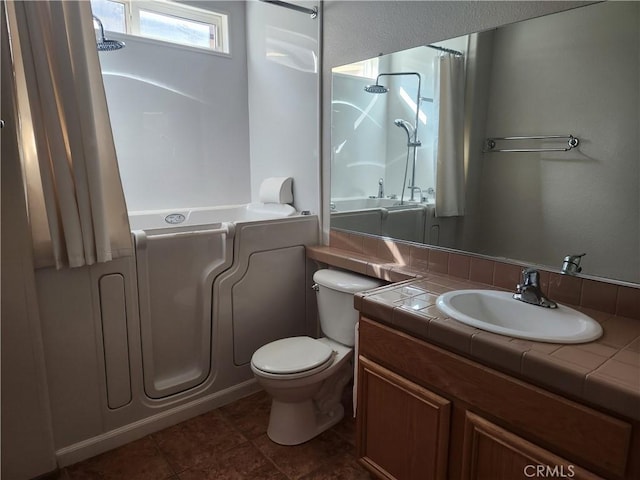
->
{"left": 434, "top": 53, "right": 465, "bottom": 217}
{"left": 5, "top": 0, "right": 132, "bottom": 268}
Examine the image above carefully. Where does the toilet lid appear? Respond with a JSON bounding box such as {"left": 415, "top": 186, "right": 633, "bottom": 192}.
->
{"left": 252, "top": 336, "right": 334, "bottom": 375}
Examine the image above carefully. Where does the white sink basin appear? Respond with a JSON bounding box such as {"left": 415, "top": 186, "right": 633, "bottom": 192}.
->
{"left": 436, "top": 290, "right": 603, "bottom": 344}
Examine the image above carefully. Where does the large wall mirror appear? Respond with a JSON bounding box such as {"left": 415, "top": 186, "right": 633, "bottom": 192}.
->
{"left": 330, "top": 1, "right": 639, "bottom": 285}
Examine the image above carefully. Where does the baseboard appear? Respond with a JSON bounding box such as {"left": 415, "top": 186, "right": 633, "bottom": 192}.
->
{"left": 55, "top": 379, "right": 261, "bottom": 467}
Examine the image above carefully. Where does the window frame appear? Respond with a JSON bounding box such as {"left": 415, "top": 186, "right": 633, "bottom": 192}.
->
{"left": 92, "top": 0, "right": 230, "bottom": 55}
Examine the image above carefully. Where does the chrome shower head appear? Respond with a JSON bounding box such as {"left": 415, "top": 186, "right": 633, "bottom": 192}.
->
{"left": 97, "top": 39, "right": 125, "bottom": 51}
{"left": 93, "top": 15, "right": 125, "bottom": 52}
{"left": 364, "top": 83, "right": 389, "bottom": 94}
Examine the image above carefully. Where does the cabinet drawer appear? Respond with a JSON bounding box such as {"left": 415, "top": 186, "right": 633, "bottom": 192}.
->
{"left": 359, "top": 317, "right": 632, "bottom": 477}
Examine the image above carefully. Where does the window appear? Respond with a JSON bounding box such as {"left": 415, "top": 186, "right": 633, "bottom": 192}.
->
{"left": 332, "top": 58, "right": 379, "bottom": 79}
{"left": 90, "top": 0, "right": 229, "bottom": 54}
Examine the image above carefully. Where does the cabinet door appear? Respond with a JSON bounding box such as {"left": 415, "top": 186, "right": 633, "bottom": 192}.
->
{"left": 357, "top": 356, "right": 451, "bottom": 480}
{"left": 461, "top": 411, "right": 604, "bottom": 480}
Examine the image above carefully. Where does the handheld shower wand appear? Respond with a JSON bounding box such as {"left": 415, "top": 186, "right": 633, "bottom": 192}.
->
{"left": 394, "top": 119, "right": 421, "bottom": 147}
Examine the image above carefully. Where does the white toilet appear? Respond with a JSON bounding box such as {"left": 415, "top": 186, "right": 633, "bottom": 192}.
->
{"left": 250, "top": 269, "right": 384, "bottom": 445}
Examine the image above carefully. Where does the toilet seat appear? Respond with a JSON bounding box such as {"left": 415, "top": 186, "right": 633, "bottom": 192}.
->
{"left": 251, "top": 336, "right": 335, "bottom": 379}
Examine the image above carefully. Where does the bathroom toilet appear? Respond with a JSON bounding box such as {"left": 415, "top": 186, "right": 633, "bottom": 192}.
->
{"left": 250, "top": 269, "right": 384, "bottom": 445}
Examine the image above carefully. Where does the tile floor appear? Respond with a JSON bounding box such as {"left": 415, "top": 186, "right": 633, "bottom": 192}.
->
{"left": 46, "top": 390, "right": 371, "bottom": 480}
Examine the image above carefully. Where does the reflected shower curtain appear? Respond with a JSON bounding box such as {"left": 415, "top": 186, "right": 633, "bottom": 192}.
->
{"left": 434, "top": 53, "right": 465, "bottom": 217}
{"left": 5, "top": 1, "right": 132, "bottom": 268}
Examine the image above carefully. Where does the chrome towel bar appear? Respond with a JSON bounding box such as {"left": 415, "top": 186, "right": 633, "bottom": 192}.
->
{"left": 484, "top": 135, "right": 580, "bottom": 153}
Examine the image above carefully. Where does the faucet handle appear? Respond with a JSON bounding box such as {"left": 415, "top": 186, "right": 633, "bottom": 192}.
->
{"left": 561, "top": 253, "right": 586, "bottom": 275}
{"left": 521, "top": 267, "right": 540, "bottom": 287}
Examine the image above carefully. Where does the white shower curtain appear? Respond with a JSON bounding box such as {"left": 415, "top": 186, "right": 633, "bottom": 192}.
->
{"left": 6, "top": 1, "right": 132, "bottom": 269}
{"left": 434, "top": 53, "right": 466, "bottom": 217}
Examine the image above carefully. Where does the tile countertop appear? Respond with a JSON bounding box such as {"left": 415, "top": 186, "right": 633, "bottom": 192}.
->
{"left": 307, "top": 246, "right": 640, "bottom": 422}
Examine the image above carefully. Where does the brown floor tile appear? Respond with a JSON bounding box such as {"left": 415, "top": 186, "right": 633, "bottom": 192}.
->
{"left": 38, "top": 469, "right": 71, "bottom": 480}
{"left": 58, "top": 390, "right": 365, "bottom": 480}
{"left": 152, "top": 409, "right": 247, "bottom": 473}
{"left": 253, "top": 429, "right": 354, "bottom": 480}
{"left": 65, "top": 436, "right": 174, "bottom": 480}
{"left": 331, "top": 413, "right": 357, "bottom": 447}
{"left": 298, "top": 451, "right": 370, "bottom": 480}
{"left": 177, "top": 442, "right": 286, "bottom": 480}
{"left": 219, "top": 390, "right": 272, "bottom": 440}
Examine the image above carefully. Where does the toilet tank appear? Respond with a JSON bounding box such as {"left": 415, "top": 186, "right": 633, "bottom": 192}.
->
{"left": 312, "top": 269, "right": 384, "bottom": 346}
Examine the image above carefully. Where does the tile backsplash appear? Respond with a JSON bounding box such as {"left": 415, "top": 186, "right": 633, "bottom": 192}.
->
{"left": 329, "top": 229, "right": 640, "bottom": 320}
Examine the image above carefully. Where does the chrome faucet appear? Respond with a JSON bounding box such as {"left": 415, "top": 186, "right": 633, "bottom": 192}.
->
{"left": 377, "top": 178, "right": 384, "bottom": 198}
{"left": 561, "top": 253, "right": 586, "bottom": 275}
{"left": 407, "top": 186, "right": 422, "bottom": 202}
{"left": 513, "top": 268, "right": 557, "bottom": 309}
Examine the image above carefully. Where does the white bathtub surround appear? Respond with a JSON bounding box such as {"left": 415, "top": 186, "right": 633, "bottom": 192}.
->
{"left": 7, "top": 1, "right": 132, "bottom": 269}
{"left": 247, "top": 1, "right": 321, "bottom": 215}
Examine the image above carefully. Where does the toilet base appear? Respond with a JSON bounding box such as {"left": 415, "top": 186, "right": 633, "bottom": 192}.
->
{"left": 265, "top": 359, "right": 353, "bottom": 445}
{"left": 267, "top": 398, "right": 345, "bottom": 445}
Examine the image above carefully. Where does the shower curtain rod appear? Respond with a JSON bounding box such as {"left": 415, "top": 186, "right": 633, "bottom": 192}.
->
{"left": 427, "top": 44, "right": 463, "bottom": 56}
{"left": 260, "top": 0, "right": 318, "bottom": 18}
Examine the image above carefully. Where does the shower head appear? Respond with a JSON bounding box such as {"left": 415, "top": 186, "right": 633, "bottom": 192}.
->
{"left": 364, "top": 83, "right": 389, "bottom": 94}
{"left": 93, "top": 15, "right": 125, "bottom": 52}
{"left": 97, "top": 39, "right": 125, "bottom": 51}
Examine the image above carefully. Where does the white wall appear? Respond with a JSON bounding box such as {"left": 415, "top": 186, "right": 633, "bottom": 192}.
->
{"left": 98, "top": 1, "right": 251, "bottom": 212}
{"left": 246, "top": 0, "right": 320, "bottom": 214}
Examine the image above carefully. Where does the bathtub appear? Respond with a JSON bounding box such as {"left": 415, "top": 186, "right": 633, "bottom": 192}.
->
{"left": 127, "top": 203, "right": 315, "bottom": 402}
{"left": 33, "top": 201, "right": 320, "bottom": 469}
{"left": 128, "top": 202, "right": 297, "bottom": 231}
{"left": 42, "top": 202, "right": 318, "bottom": 466}
{"left": 330, "top": 197, "right": 435, "bottom": 243}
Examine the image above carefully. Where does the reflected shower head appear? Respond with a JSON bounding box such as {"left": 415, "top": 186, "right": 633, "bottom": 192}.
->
{"left": 93, "top": 15, "right": 125, "bottom": 52}
{"left": 364, "top": 83, "right": 389, "bottom": 94}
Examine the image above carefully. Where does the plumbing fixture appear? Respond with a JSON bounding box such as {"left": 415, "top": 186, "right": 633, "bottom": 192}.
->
{"left": 363, "top": 84, "right": 389, "bottom": 94}
{"left": 513, "top": 268, "right": 557, "bottom": 309}
{"left": 561, "top": 253, "right": 586, "bottom": 275}
{"left": 364, "top": 72, "right": 423, "bottom": 203}
{"left": 394, "top": 119, "right": 421, "bottom": 148}
{"left": 377, "top": 178, "right": 384, "bottom": 198}
{"left": 407, "top": 186, "right": 422, "bottom": 199}
{"left": 93, "top": 15, "right": 125, "bottom": 51}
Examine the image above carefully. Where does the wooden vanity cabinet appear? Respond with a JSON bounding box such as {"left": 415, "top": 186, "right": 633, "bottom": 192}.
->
{"left": 356, "top": 317, "right": 637, "bottom": 480}
{"left": 357, "top": 356, "right": 451, "bottom": 480}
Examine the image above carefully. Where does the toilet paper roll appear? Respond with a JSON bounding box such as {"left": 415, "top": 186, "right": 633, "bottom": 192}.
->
{"left": 259, "top": 177, "right": 294, "bottom": 204}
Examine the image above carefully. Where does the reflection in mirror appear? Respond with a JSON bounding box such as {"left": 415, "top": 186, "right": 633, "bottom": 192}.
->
{"left": 330, "top": 1, "right": 639, "bottom": 284}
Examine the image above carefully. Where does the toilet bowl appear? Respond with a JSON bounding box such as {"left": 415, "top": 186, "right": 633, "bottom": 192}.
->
{"left": 250, "top": 269, "right": 384, "bottom": 445}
